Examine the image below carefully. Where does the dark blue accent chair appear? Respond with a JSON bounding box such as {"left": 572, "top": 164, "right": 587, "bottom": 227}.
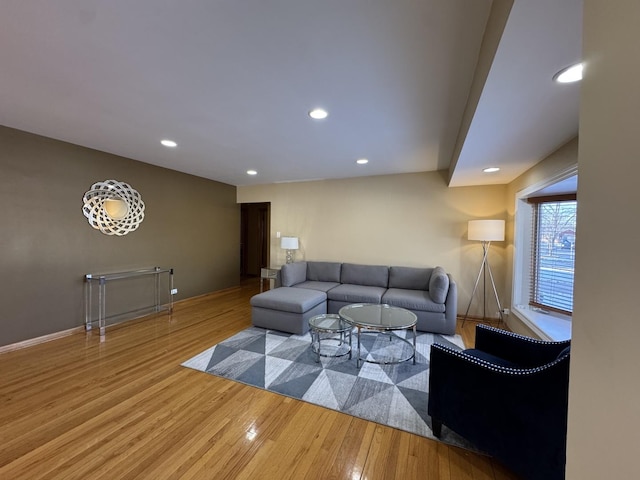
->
{"left": 428, "top": 324, "right": 571, "bottom": 480}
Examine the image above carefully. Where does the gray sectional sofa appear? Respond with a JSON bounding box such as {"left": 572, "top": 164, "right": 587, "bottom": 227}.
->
{"left": 250, "top": 261, "right": 457, "bottom": 335}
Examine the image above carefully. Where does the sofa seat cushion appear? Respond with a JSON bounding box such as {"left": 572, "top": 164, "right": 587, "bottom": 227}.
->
{"left": 327, "top": 284, "right": 387, "bottom": 304}
{"left": 250, "top": 287, "right": 326, "bottom": 313}
{"left": 382, "top": 288, "right": 446, "bottom": 313}
{"left": 293, "top": 281, "right": 340, "bottom": 293}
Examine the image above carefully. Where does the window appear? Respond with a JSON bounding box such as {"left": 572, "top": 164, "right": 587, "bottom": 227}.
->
{"left": 529, "top": 195, "right": 576, "bottom": 314}
{"left": 512, "top": 170, "right": 576, "bottom": 341}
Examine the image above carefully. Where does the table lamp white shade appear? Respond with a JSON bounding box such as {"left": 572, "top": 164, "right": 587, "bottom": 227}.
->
{"left": 468, "top": 220, "right": 505, "bottom": 242}
{"left": 280, "top": 236, "right": 299, "bottom": 250}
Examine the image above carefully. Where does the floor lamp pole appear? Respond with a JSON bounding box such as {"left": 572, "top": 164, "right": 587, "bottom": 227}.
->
{"left": 462, "top": 240, "right": 504, "bottom": 327}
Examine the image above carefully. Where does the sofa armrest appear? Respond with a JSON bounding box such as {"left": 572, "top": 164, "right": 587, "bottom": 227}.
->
{"left": 474, "top": 324, "right": 571, "bottom": 367}
{"left": 442, "top": 275, "right": 457, "bottom": 334}
{"left": 280, "top": 261, "right": 308, "bottom": 287}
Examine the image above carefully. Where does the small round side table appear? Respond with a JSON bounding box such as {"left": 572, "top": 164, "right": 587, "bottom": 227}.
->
{"left": 308, "top": 314, "right": 353, "bottom": 363}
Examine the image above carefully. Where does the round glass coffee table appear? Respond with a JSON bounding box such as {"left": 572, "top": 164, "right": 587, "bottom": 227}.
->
{"left": 339, "top": 303, "right": 417, "bottom": 368}
{"left": 308, "top": 314, "right": 353, "bottom": 363}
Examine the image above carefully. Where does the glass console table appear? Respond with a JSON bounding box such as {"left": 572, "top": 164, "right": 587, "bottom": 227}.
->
{"left": 84, "top": 267, "right": 174, "bottom": 337}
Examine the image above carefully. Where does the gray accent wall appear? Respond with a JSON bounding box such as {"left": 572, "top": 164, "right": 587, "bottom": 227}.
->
{"left": 0, "top": 126, "right": 240, "bottom": 347}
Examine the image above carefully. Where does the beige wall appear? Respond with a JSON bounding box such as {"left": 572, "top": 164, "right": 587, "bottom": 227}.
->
{"left": 507, "top": 137, "right": 578, "bottom": 198}
{"left": 566, "top": 1, "right": 640, "bottom": 478}
{"left": 504, "top": 138, "right": 578, "bottom": 337}
{"left": 238, "top": 171, "right": 508, "bottom": 319}
{"left": 0, "top": 126, "right": 240, "bottom": 347}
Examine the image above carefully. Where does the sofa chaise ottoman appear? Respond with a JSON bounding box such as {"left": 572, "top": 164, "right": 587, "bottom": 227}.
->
{"left": 250, "top": 286, "right": 326, "bottom": 335}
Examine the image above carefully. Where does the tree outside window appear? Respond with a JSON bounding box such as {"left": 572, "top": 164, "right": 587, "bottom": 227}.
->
{"left": 532, "top": 199, "right": 577, "bottom": 314}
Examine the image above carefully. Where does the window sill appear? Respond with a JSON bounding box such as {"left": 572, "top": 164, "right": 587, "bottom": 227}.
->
{"left": 512, "top": 305, "right": 571, "bottom": 341}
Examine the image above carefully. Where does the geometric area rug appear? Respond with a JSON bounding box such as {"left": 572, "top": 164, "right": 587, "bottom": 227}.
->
{"left": 182, "top": 326, "right": 476, "bottom": 449}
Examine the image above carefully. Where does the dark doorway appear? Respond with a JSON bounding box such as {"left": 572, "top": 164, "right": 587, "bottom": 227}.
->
{"left": 240, "top": 202, "right": 270, "bottom": 278}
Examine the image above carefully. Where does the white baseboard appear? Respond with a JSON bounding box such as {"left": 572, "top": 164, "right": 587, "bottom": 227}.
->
{"left": 0, "top": 287, "right": 243, "bottom": 355}
{"left": 0, "top": 326, "right": 85, "bottom": 354}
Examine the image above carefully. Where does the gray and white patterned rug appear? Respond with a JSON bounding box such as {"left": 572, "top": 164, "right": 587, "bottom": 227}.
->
{"left": 181, "top": 326, "right": 473, "bottom": 447}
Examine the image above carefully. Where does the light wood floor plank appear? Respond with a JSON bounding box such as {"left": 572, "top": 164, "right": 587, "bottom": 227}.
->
{"left": 0, "top": 279, "right": 519, "bottom": 479}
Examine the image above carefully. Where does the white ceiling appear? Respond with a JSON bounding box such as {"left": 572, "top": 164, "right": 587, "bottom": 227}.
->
{"left": 450, "top": 0, "right": 582, "bottom": 187}
{"left": 0, "top": 0, "right": 582, "bottom": 188}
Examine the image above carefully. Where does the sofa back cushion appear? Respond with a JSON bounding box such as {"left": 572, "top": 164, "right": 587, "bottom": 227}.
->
{"left": 281, "top": 261, "right": 307, "bottom": 287}
{"left": 429, "top": 266, "right": 450, "bottom": 303}
{"left": 307, "top": 261, "right": 342, "bottom": 282}
{"left": 341, "top": 263, "right": 389, "bottom": 288}
{"left": 388, "top": 266, "right": 432, "bottom": 291}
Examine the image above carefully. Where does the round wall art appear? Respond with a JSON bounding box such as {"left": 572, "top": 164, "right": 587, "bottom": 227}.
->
{"left": 82, "top": 179, "right": 145, "bottom": 236}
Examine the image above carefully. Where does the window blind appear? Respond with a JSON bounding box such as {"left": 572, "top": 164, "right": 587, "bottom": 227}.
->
{"left": 528, "top": 195, "right": 577, "bottom": 315}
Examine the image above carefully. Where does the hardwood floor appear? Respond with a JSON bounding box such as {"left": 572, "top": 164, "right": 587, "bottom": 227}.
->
{"left": 0, "top": 280, "right": 519, "bottom": 479}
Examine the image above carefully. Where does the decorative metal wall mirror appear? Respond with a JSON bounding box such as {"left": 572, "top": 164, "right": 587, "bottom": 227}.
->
{"left": 82, "top": 180, "right": 145, "bottom": 236}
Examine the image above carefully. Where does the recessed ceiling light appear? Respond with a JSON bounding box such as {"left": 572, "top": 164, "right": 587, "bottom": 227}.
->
{"left": 247, "top": 170, "right": 257, "bottom": 175}
{"left": 356, "top": 158, "right": 369, "bottom": 165}
{"left": 553, "top": 63, "right": 583, "bottom": 83}
{"left": 483, "top": 167, "right": 500, "bottom": 173}
{"left": 309, "top": 108, "right": 328, "bottom": 120}
{"left": 161, "top": 139, "right": 178, "bottom": 147}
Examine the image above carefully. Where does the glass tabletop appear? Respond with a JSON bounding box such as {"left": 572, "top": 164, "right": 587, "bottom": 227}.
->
{"left": 338, "top": 303, "right": 417, "bottom": 329}
{"left": 309, "top": 314, "right": 352, "bottom": 333}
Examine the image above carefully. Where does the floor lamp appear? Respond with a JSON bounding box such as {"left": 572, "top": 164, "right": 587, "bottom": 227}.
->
{"left": 462, "top": 219, "right": 505, "bottom": 327}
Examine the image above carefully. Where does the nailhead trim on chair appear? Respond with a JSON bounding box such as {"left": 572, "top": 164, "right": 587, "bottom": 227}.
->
{"left": 431, "top": 343, "right": 570, "bottom": 375}
{"left": 477, "top": 324, "right": 571, "bottom": 346}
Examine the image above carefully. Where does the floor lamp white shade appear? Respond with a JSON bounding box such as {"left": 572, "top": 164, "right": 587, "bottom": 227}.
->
{"left": 468, "top": 219, "right": 505, "bottom": 242}
{"left": 281, "top": 236, "right": 299, "bottom": 264}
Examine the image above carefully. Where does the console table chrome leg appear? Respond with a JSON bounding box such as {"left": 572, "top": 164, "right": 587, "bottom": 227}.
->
{"left": 84, "top": 276, "right": 92, "bottom": 331}
{"left": 98, "top": 277, "right": 106, "bottom": 338}
{"left": 154, "top": 266, "right": 160, "bottom": 313}
{"left": 169, "top": 268, "right": 174, "bottom": 313}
